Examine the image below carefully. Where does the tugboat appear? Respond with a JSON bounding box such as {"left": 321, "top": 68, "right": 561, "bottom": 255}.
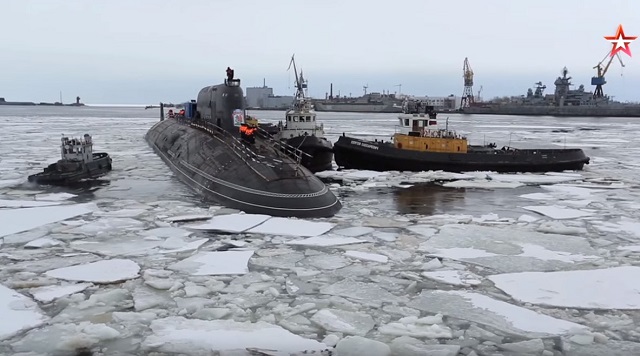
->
{"left": 258, "top": 56, "right": 334, "bottom": 173}
{"left": 28, "top": 134, "right": 112, "bottom": 185}
{"left": 144, "top": 68, "right": 341, "bottom": 218}
{"left": 333, "top": 104, "right": 590, "bottom": 173}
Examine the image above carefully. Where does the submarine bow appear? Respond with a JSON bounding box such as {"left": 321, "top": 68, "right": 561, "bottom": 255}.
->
{"left": 145, "top": 73, "right": 341, "bottom": 218}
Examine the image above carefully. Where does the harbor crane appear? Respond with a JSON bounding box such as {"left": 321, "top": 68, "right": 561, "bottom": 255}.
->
{"left": 461, "top": 57, "right": 474, "bottom": 108}
{"left": 394, "top": 84, "right": 402, "bottom": 95}
{"left": 591, "top": 52, "right": 625, "bottom": 99}
{"left": 477, "top": 85, "right": 483, "bottom": 102}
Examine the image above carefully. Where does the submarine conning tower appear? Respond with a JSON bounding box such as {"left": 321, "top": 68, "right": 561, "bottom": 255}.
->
{"left": 196, "top": 77, "right": 244, "bottom": 133}
{"left": 145, "top": 69, "right": 342, "bottom": 218}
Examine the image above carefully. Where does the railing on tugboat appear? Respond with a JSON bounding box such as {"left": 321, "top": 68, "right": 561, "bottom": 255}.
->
{"left": 255, "top": 126, "right": 312, "bottom": 162}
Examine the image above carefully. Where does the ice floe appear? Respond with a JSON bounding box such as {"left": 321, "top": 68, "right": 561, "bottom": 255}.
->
{"left": 489, "top": 266, "right": 640, "bottom": 309}
{"left": 0, "top": 285, "right": 48, "bottom": 341}
{"left": 245, "top": 217, "right": 335, "bottom": 237}
{"left": 0, "top": 199, "right": 62, "bottom": 208}
{"left": 24, "top": 237, "right": 62, "bottom": 249}
{"left": 34, "top": 192, "right": 77, "bottom": 201}
{"left": 344, "top": 250, "right": 389, "bottom": 263}
{"left": 487, "top": 173, "right": 583, "bottom": 185}
{"left": 421, "top": 269, "right": 482, "bottom": 286}
{"left": 0, "top": 203, "right": 96, "bottom": 238}
{"left": 408, "top": 290, "right": 588, "bottom": 337}
{"left": 29, "top": 283, "right": 93, "bottom": 303}
{"left": 443, "top": 180, "right": 524, "bottom": 189}
{"left": 310, "top": 309, "right": 375, "bottom": 336}
{"left": 286, "top": 235, "right": 367, "bottom": 247}
{"left": 186, "top": 213, "right": 271, "bottom": 233}
{"left": 141, "top": 316, "right": 329, "bottom": 354}
{"left": 522, "top": 205, "right": 595, "bottom": 219}
{"left": 419, "top": 224, "right": 600, "bottom": 273}
{"left": 169, "top": 250, "right": 254, "bottom": 275}
{"left": 45, "top": 259, "right": 141, "bottom": 283}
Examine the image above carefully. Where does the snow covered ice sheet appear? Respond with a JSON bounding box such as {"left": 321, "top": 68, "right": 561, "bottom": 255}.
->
{"left": 285, "top": 235, "right": 367, "bottom": 247}
{"left": 0, "top": 203, "right": 96, "bottom": 238}
{"left": 408, "top": 290, "right": 588, "bottom": 338}
{"left": 421, "top": 270, "right": 482, "bottom": 286}
{"left": 0, "top": 285, "right": 48, "bottom": 341}
{"left": 45, "top": 259, "right": 141, "bottom": 283}
{"left": 169, "top": 250, "right": 254, "bottom": 275}
{"left": 34, "top": 192, "right": 77, "bottom": 201}
{"left": 186, "top": 213, "right": 271, "bottom": 233}
{"left": 489, "top": 266, "right": 640, "bottom": 309}
{"left": 0, "top": 199, "right": 62, "bottom": 208}
{"left": 443, "top": 180, "right": 524, "bottom": 189}
{"left": 419, "top": 224, "right": 600, "bottom": 273}
{"left": 246, "top": 217, "right": 335, "bottom": 237}
{"left": 522, "top": 205, "right": 595, "bottom": 219}
{"left": 141, "top": 316, "right": 328, "bottom": 354}
{"left": 29, "top": 283, "right": 93, "bottom": 303}
{"left": 487, "top": 173, "right": 582, "bottom": 185}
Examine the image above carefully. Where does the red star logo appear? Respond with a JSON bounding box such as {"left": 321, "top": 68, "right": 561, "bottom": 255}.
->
{"left": 604, "top": 24, "right": 637, "bottom": 57}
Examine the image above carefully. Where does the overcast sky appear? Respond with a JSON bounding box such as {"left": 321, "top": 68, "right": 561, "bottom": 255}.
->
{"left": 2, "top": 0, "right": 639, "bottom": 104}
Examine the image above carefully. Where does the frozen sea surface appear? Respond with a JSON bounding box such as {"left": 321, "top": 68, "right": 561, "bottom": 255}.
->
{"left": 1, "top": 106, "right": 640, "bottom": 355}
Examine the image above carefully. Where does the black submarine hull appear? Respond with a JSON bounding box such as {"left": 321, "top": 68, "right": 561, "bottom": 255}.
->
{"left": 333, "top": 136, "right": 590, "bottom": 173}
{"left": 145, "top": 78, "right": 341, "bottom": 218}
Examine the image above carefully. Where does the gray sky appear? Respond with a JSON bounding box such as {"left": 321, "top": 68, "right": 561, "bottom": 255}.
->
{"left": 2, "top": 0, "right": 639, "bottom": 104}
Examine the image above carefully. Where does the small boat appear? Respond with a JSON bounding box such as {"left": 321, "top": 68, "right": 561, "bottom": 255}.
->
{"left": 28, "top": 134, "right": 112, "bottom": 185}
{"left": 257, "top": 55, "right": 334, "bottom": 173}
{"left": 333, "top": 105, "right": 590, "bottom": 173}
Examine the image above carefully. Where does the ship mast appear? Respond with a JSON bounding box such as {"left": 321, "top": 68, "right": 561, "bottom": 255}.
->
{"left": 288, "top": 54, "right": 306, "bottom": 100}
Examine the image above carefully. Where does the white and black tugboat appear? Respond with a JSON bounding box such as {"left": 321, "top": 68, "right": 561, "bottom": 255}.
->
{"left": 28, "top": 134, "right": 112, "bottom": 185}
{"left": 259, "top": 56, "right": 334, "bottom": 173}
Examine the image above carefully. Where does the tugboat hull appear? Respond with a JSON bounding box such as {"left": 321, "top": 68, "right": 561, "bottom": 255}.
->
{"left": 145, "top": 119, "right": 341, "bottom": 218}
{"left": 28, "top": 153, "right": 112, "bottom": 185}
{"left": 286, "top": 135, "right": 334, "bottom": 173}
{"left": 256, "top": 124, "right": 334, "bottom": 173}
{"left": 334, "top": 136, "right": 590, "bottom": 173}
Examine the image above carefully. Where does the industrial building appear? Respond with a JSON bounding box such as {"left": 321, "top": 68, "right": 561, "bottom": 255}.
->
{"left": 245, "top": 81, "right": 294, "bottom": 110}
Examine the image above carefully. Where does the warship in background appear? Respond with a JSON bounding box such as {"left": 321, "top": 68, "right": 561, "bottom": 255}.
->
{"left": 313, "top": 84, "right": 404, "bottom": 113}
{"left": 462, "top": 54, "right": 640, "bottom": 117}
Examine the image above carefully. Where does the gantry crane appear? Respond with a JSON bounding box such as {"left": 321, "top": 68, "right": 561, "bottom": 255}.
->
{"left": 592, "top": 52, "right": 625, "bottom": 99}
{"left": 461, "top": 57, "right": 474, "bottom": 108}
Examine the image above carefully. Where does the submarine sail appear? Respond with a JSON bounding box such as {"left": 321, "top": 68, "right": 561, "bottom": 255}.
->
{"left": 145, "top": 69, "right": 342, "bottom": 218}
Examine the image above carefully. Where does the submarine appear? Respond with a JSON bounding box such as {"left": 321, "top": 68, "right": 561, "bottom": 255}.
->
{"left": 144, "top": 69, "right": 342, "bottom": 218}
